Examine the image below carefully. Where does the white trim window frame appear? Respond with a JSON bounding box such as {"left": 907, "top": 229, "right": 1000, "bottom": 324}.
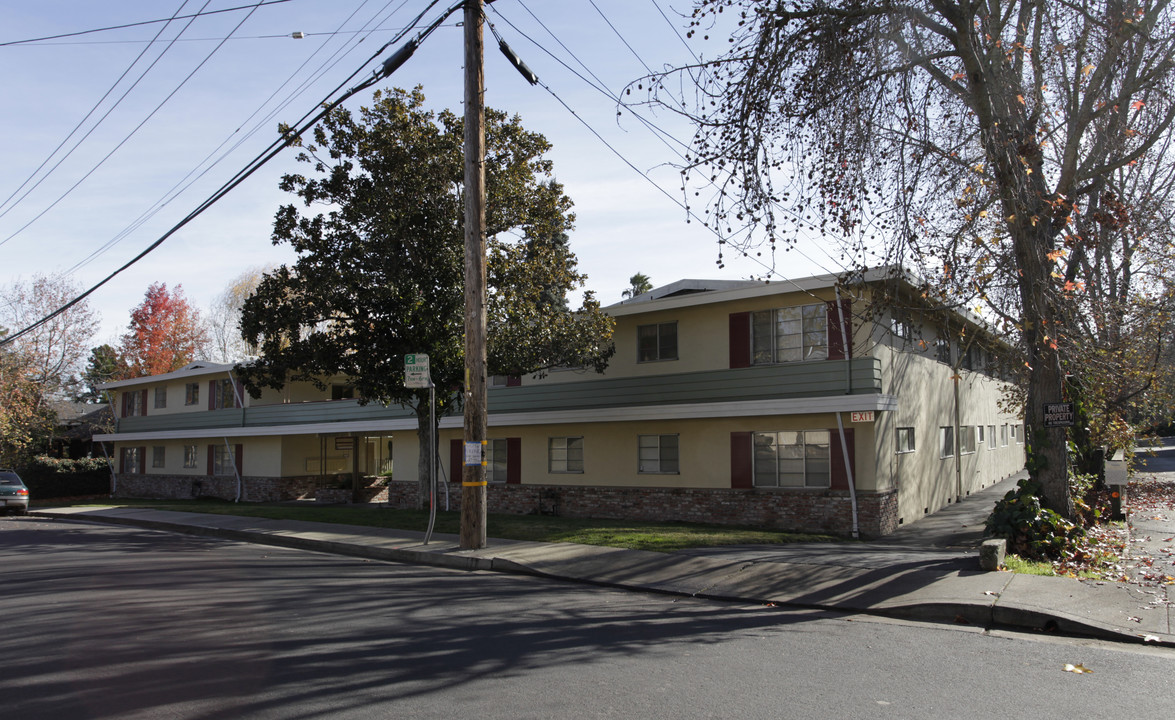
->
{"left": 940, "top": 427, "right": 956, "bottom": 458}
{"left": 183, "top": 444, "right": 199, "bottom": 469}
{"left": 895, "top": 427, "right": 916, "bottom": 454}
{"left": 638, "top": 434, "right": 679, "bottom": 474}
{"left": 548, "top": 436, "right": 583, "bottom": 474}
{"left": 752, "top": 304, "right": 828, "bottom": 364}
{"left": 486, "top": 438, "right": 508, "bottom": 483}
{"left": 987, "top": 425, "right": 997, "bottom": 449}
{"left": 959, "top": 426, "right": 977, "bottom": 455}
{"left": 753, "top": 430, "right": 831, "bottom": 488}
{"left": 637, "top": 321, "right": 678, "bottom": 363}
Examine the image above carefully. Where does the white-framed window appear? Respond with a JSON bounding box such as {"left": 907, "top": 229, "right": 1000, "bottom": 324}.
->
{"left": 1013, "top": 424, "right": 1024, "bottom": 443}
{"left": 638, "top": 434, "right": 679, "bottom": 473}
{"left": 890, "top": 316, "right": 913, "bottom": 341}
{"left": 151, "top": 446, "right": 165, "bottom": 468}
{"left": 896, "top": 427, "right": 916, "bottom": 454}
{"left": 212, "top": 445, "right": 236, "bottom": 476}
{"left": 548, "top": 437, "right": 583, "bottom": 473}
{"left": 486, "top": 438, "right": 508, "bottom": 483}
{"left": 183, "top": 444, "right": 199, "bottom": 469}
{"left": 753, "top": 430, "right": 831, "bottom": 488}
{"left": 154, "top": 387, "right": 167, "bottom": 409}
{"left": 752, "top": 304, "right": 828, "bottom": 364}
{"left": 934, "top": 338, "right": 952, "bottom": 364}
{"left": 121, "top": 447, "right": 140, "bottom": 473}
{"left": 123, "top": 391, "right": 143, "bottom": 417}
{"left": 940, "top": 427, "right": 955, "bottom": 458}
{"left": 1000, "top": 424, "right": 1009, "bottom": 447}
{"left": 185, "top": 382, "right": 199, "bottom": 406}
{"left": 959, "top": 426, "right": 977, "bottom": 454}
{"left": 987, "top": 425, "right": 997, "bottom": 449}
{"left": 977, "top": 425, "right": 986, "bottom": 446}
{"left": 211, "top": 379, "right": 236, "bottom": 409}
{"left": 638, "top": 322, "right": 678, "bottom": 362}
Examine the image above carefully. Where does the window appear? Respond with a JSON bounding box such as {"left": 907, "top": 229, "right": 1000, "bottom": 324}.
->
{"left": 486, "top": 438, "right": 508, "bottom": 483}
{"left": 940, "top": 427, "right": 955, "bottom": 458}
{"left": 752, "top": 304, "right": 827, "bottom": 364}
{"left": 183, "top": 445, "right": 199, "bottom": 469}
{"left": 638, "top": 434, "right": 679, "bottom": 473}
{"left": 1000, "top": 424, "right": 1009, "bottom": 447}
{"left": 154, "top": 387, "right": 167, "bottom": 409}
{"left": 185, "top": 382, "right": 199, "bottom": 406}
{"left": 548, "top": 437, "right": 584, "bottom": 473}
{"left": 890, "top": 316, "right": 913, "bottom": 341}
{"left": 1013, "top": 424, "right": 1024, "bottom": 443}
{"left": 977, "top": 425, "right": 986, "bottom": 446}
{"left": 122, "top": 447, "right": 140, "bottom": 473}
{"left": 987, "top": 425, "right": 997, "bottom": 449}
{"left": 638, "top": 322, "right": 678, "bottom": 362}
{"left": 934, "top": 338, "right": 952, "bottom": 364}
{"left": 331, "top": 384, "right": 355, "bottom": 400}
{"left": 152, "top": 446, "right": 165, "bottom": 468}
{"left": 959, "top": 426, "right": 977, "bottom": 454}
{"left": 896, "top": 427, "right": 916, "bottom": 454}
{"left": 753, "top": 430, "right": 830, "bottom": 488}
{"left": 211, "top": 378, "right": 236, "bottom": 409}
{"left": 212, "top": 445, "right": 236, "bottom": 476}
{"left": 123, "top": 391, "right": 142, "bottom": 417}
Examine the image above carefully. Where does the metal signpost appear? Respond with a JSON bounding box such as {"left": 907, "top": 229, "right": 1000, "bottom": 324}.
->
{"left": 405, "top": 354, "right": 437, "bottom": 543}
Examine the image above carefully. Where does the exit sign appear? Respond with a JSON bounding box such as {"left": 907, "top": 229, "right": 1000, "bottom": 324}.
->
{"left": 850, "top": 411, "right": 875, "bottom": 423}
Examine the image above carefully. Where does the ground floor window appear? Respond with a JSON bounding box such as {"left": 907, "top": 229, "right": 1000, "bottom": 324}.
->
{"left": 753, "top": 430, "right": 830, "bottom": 488}
{"left": 121, "top": 447, "right": 140, "bottom": 474}
{"left": 549, "top": 437, "right": 583, "bottom": 473}
{"left": 940, "top": 427, "right": 955, "bottom": 458}
{"left": 895, "top": 427, "right": 915, "bottom": 454}
{"left": 486, "top": 438, "right": 508, "bottom": 483}
{"left": 960, "top": 426, "right": 977, "bottom": 454}
{"left": 638, "top": 434, "right": 679, "bottom": 473}
{"left": 152, "top": 446, "right": 165, "bottom": 468}
{"left": 183, "top": 444, "right": 199, "bottom": 469}
{"left": 987, "top": 425, "right": 997, "bottom": 449}
{"left": 212, "top": 444, "right": 236, "bottom": 476}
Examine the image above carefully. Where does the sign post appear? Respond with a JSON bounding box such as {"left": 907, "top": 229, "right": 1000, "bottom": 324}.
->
{"left": 405, "top": 354, "right": 438, "bottom": 543}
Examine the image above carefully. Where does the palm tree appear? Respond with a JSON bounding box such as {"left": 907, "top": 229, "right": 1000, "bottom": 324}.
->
{"left": 621, "top": 273, "right": 653, "bottom": 299}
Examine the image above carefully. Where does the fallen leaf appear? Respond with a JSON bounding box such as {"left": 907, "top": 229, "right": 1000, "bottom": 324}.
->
{"left": 1063, "top": 663, "right": 1093, "bottom": 674}
{"left": 984, "top": 590, "right": 999, "bottom": 596}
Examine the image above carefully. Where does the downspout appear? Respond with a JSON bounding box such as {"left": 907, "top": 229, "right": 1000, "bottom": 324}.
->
{"left": 953, "top": 369, "right": 962, "bottom": 504}
{"left": 223, "top": 437, "right": 242, "bottom": 503}
{"left": 833, "top": 286, "right": 860, "bottom": 539}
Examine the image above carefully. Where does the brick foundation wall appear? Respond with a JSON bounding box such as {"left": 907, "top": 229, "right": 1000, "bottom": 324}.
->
{"left": 113, "top": 474, "right": 390, "bottom": 504}
{"left": 387, "top": 481, "right": 900, "bottom": 538}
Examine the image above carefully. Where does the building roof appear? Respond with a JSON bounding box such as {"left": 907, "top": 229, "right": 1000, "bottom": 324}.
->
{"left": 98, "top": 362, "right": 235, "bottom": 391}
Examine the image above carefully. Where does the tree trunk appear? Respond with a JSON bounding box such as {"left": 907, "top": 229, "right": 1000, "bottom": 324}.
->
{"left": 414, "top": 404, "right": 434, "bottom": 511}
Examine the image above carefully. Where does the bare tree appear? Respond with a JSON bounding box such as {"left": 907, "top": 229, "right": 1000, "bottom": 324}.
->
{"left": 640, "top": 0, "right": 1175, "bottom": 517}
{"left": 208, "top": 266, "right": 271, "bottom": 363}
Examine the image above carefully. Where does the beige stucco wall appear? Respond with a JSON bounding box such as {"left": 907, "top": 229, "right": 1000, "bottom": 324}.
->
{"left": 113, "top": 435, "right": 280, "bottom": 477}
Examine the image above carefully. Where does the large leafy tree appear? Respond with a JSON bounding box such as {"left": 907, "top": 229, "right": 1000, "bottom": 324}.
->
{"left": 236, "top": 87, "right": 615, "bottom": 502}
{"left": 644, "top": 0, "right": 1175, "bottom": 517}
{"left": 119, "top": 283, "right": 209, "bottom": 377}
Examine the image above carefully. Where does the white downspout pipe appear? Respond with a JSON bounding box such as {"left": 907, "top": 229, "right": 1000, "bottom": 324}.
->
{"left": 833, "top": 286, "right": 860, "bottom": 539}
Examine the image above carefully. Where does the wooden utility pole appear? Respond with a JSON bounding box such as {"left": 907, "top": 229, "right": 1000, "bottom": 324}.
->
{"left": 460, "top": 0, "right": 488, "bottom": 550}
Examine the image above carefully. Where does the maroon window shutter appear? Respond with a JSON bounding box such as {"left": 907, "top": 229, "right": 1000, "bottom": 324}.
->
{"left": 729, "top": 312, "right": 751, "bottom": 368}
{"left": 449, "top": 439, "right": 462, "bottom": 483}
{"left": 826, "top": 299, "right": 853, "bottom": 361}
{"left": 119, "top": 447, "right": 127, "bottom": 472}
{"left": 120, "top": 393, "right": 128, "bottom": 418}
{"left": 830, "top": 427, "right": 855, "bottom": 491}
{"left": 506, "top": 437, "right": 522, "bottom": 484}
{"left": 140, "top": 389, "right": 148, "bottom": 417}
{"left": 506, "top": 375, "right": 522, "bottom": 387}
{"left": 138, "top": 446, "right": 147, "bottom": 474}
{"left": 234, "top": 444, "right": 243, "bottom": 476}
{"left": 730, "top": 431, "right": 753, "bottom": 488}
{"left": 208, "top": 381, "right": 216, "bottom": 411}
{"left": 207, "top": 445, "right": 215, "bottom": 475}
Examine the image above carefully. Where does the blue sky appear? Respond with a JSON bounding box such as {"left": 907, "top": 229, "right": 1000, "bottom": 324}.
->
{"left": 1, "top": 0, "right": 830, "bottom": 344}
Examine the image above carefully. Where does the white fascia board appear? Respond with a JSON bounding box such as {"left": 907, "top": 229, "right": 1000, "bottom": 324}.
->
{"left": 94, "top": 418, "right": 422, "bottom": 442}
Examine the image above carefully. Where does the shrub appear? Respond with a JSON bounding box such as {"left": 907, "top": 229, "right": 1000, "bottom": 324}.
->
{"left": 985, "top": 477, "right": 1084, "bottom": 561}
{"left": 18, "top": 456, "right": 111, "bottom": 499}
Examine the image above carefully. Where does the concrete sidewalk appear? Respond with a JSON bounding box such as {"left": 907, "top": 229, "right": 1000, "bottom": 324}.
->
{"left": 28, "top": 472, "right": 1174, "bottom": 647}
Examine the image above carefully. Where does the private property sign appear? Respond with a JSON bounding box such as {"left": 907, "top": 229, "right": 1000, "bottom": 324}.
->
{"left": 1043, "top": 402, "right": 1075, "bottom": 427}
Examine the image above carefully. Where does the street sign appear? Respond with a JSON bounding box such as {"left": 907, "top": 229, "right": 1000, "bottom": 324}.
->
{"left": 850, "top": 411, "right": 875, "bottom": 423}
{"left": 1043, "top": 402, "right": 1075, "bottom": 427}
{"left": 404, "top": 353, "right": 431, "bottom": 388}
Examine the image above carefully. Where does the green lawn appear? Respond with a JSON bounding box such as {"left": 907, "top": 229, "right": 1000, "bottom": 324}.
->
{"left": 37, "top": 497, "right": 842, "bottom": 552}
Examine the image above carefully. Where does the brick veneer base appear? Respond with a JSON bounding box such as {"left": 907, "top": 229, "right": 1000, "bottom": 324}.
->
{"left": 113, "top": 474, "right": 389, "bottom": 504}
{"left": 388, "top": 481, "right": 900, "bottom": 538}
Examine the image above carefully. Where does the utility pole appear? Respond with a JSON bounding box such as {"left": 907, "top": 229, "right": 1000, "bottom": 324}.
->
{"left": 460, "top": 0, "right": 488, "bottom": 550}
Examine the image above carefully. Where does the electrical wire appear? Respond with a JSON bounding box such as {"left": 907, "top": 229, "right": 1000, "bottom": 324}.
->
{"left": 1, "top": 0, "right": 462, "bottom": 348}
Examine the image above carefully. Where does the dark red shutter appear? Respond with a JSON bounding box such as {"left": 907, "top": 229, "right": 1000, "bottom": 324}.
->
{"left": 234, "top": 444, "right": 243, "bottom": 476}
{"left": 830, "top": 427, "right": 855, "bottom": 491}
{"left": 140, "top": 389, "right": 148, "bottom": 417}
{"left": 506, "top": 437, "right": 522, "bottom": 484}
{"left": 120, "top": 393, "right": 128, "bottom": 418}
{"left": 138, "top": 446, "right": 147, "bottom": 474}
{"left": 729, "top": 312, "right": 751, "bottom": 368}
{"left": 207, "top": 445, "right": 215, "bottom": 475}
{"left": 730, "top": 431, "right": 753, "bottom": 488}
{"left": 119, "top": 447, "right": 127, "bottom": 472}
{"left": 826, "top": 299, "right": 853, "bottom": 361}
{"left": 234, "top": 380, "right": 245, "bottom": 408}
{"left": 208, "top": 381, "right": 216, "bottom": 411}
{"left": 506, "top": 375, "right": 521, "bottom": 387}
{"left": 449, "top": 439, "right": 462, "bottom": 483}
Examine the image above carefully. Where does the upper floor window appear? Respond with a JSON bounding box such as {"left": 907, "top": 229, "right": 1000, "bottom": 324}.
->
{"left": 753, "top": 430, "right": 830, "bottom": 487}
{"left": 896, "top": 427, "right": 916, "bottom": 454}
{"left": 960, "top": 426, "right": 977, "bottom": 454}
{"left": 638, "top": 322, "right": 677, "bottom": 362}
{"left": 752, "top": 304, "right": 827, "bottom": 364}
{"left": 211, "top": 379, "right": 236, "bottom": 410}
{"left": 185, "top": 382, "right": 199, "bottom": 406}
{"left": 331, "top": 384, "right": 355, "bottom": 400}
{"left": 123, "top": 391, "right": 143, "bottom": 417}
{"left": 934, "top": 338, "right": 952, "bottom": 365}
{"left": 940, "top": 426, "right": 955, "bottom": 458}
{"left": 154, "top": 387, "right": 167, "bottom": 409}
{"left": 890, "top": 316, "right": 914, "bottom": 341}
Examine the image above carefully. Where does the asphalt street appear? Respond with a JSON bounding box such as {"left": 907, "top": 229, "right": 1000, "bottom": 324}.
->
{"left": 2, "top": 517, "right": 1173, "bottom": 720}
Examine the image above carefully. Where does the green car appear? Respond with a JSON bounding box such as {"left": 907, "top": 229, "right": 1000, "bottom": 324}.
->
{"left": 0, "top": 470, "right": 29, "bottom": 515}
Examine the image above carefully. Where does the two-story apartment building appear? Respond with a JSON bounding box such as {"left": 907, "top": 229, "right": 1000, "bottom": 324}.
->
{"left": 96, "top": 269, "right": 1025, "bottom": 537}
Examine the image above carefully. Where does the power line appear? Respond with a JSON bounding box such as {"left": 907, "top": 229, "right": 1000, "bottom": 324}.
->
{"left": 1, "top": 0, "right": 462, "bottom": 348}
{"left": 0, "top": 0, "right": 296, "bottom": 47}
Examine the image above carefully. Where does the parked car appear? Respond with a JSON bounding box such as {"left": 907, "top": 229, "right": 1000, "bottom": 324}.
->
{"left": 0, "top": 470, "right": 30, "bottom": 515}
